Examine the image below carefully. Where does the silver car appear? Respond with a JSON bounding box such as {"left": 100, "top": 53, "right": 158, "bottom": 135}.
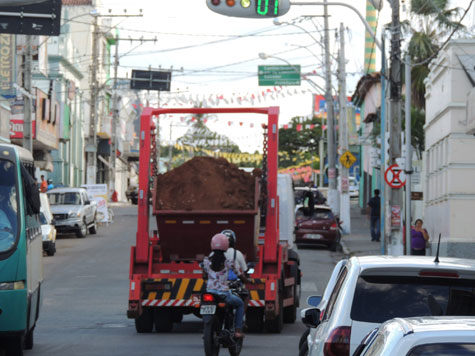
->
{"left": 354, "top": 317, "right": 475, "bottom": 356}
{"left": 306, "top": 255, "right": 475, "bottom": 356}
{"left": 47, "top": 187, "right": 97, "bottom": 238}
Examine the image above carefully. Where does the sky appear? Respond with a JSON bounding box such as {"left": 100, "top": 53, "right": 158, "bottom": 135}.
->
{"left": 96, "top": 0, "right": 473, "bottom": 153}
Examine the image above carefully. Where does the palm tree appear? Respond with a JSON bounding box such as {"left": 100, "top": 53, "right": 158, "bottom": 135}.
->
{"left": 404, "top": 0, "right": 463, "bottom": 109}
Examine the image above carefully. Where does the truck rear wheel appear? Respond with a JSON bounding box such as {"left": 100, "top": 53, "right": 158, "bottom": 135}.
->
{"left": 154, "top": 308, "right": 173, "bottom": 332}
{"left": 135, "top": 308, "right": 154, "bottom": 333}
{"left": 246, "top": 309, "right": 263, "bottom": 333}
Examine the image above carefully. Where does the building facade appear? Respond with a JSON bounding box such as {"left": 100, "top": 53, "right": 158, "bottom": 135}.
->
{"left": 424, "top": 40, "right": 475, "bottom": 257}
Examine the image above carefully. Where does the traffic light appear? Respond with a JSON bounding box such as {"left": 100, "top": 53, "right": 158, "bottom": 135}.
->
{"left": 206, "top": 0, "right": 291, "bottom": 18}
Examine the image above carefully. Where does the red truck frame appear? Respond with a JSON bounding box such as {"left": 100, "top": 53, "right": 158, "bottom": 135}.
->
{"left": 128, "top": 107, "right": 300, "bottom": 333}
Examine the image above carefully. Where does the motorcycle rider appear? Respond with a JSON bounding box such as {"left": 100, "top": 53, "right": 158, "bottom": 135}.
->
{"left": 222, "top": 229, "right": 247, "bottom": 276}
{"left": 203, "top": 233, "right": 246, "bottom": 339}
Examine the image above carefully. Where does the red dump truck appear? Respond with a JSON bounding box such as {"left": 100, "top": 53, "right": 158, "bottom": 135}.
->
{"left": 127, "top": 107, "right": 300, "bottom": 333}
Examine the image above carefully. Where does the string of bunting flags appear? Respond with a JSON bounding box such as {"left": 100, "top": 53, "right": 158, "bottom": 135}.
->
{"left": 172, "top": 143, "right": 316, "bottom": 165}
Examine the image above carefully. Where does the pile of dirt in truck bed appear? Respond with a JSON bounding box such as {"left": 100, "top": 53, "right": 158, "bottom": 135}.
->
{"left": 154, "top": 157, "right": 258, "bottom": 210}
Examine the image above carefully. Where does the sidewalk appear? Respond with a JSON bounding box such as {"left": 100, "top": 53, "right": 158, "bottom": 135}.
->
{"left": 340, "top": 200, "right": 382, "bottom": 256}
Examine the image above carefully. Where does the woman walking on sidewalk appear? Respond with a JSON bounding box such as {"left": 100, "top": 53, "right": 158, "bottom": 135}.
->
{"left": 411, "top": 219, "right": 430, "bottom": 255}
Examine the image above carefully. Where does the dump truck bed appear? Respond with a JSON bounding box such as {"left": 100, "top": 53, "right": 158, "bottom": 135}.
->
{"left": 153, "top": 179, "right": 260, "bottom": 262}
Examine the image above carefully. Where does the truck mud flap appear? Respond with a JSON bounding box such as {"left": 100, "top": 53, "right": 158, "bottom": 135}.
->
{"left": 247, "top": 278, "right": 266, "bottom": 307}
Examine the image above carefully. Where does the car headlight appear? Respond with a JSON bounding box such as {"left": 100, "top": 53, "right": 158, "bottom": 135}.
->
{"left": 68, "top": 211, "right": 80, "bottom": 218}
{"left": 0, "top": 281, "right": 25, "bottom": 290}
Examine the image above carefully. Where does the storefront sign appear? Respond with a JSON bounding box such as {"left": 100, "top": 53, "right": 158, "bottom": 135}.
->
{"left": 0, "top": 34, "right": 15, "bottom": 98}
{"left": 81, "top": 184, "right": 110, "bottom": 224}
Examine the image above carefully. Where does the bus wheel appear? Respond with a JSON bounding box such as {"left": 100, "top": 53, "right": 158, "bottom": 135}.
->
{"left": 24, "top": 327, "right": 34, "bottom": 350}
{"left": 6, "top": 335, "right": 24, "bottom": 356}
{"left": 76, "top": 219, "right": 87, "bottom": 238}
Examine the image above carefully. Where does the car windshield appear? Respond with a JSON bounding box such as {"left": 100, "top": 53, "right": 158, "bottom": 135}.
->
{"left": 48, "top": 192, "right": 81, "bottom": 205}
{"left": 351, "top": 275, "right": 475, "bottom": 323}
{"left": 0, "top": 159, "right": 18, "bottom": 253}
{"left": 408, "top": 343, "right": 475, "bottom": 356}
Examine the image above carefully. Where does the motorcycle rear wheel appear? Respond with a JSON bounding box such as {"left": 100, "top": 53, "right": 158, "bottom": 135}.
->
{"left": 204, "top": 319, "right": 221, "bottom": 356}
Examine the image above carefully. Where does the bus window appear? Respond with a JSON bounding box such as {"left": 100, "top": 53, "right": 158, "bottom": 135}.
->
{"left": 0, "top": 159, "right": 18, "bottom": 252}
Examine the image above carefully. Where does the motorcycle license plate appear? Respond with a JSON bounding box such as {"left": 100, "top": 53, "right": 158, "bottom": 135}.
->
{"left": 200, "top": 305, "right": 216, "bottom": 315}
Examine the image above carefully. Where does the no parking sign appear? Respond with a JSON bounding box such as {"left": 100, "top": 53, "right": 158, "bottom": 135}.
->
{"left": 384, "top": 164, "right": 406, "bottom": 189}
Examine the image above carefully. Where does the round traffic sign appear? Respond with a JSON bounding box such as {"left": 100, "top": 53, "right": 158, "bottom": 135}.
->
{"left": 384, "top": 164, "right": 406, "bottom": 189}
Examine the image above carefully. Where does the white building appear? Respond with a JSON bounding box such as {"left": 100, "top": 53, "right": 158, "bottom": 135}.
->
{"left": 424, "top": 39, "right": 475, "bottom": 257}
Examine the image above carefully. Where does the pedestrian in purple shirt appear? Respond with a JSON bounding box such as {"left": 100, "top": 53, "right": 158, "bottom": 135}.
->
{"left": 411, "top": 219, "right": 430, "bottom": 255}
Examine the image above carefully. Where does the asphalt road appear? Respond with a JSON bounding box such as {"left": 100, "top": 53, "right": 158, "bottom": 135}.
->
{"left": 22, "top": 205, "right": 341, "bottom": 356}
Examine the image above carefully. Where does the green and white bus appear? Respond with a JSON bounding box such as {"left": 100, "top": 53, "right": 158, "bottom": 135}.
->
{"left": 0, "top": 143, "right": 43, "bottom": 355}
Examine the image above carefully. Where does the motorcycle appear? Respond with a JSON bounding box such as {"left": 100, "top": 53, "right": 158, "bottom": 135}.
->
{"left": 200, "top": 280, "right": 248, "bottom": 356}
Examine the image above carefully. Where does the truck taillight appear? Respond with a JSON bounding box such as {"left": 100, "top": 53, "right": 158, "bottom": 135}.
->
{"left": 323, "top": 326, "right": 351, "bottom": 356}
{"left": 202, "top": 294, "right": 214, "bottom": 302}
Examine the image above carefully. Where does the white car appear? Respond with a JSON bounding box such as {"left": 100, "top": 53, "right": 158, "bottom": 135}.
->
{"left": 40, "top": 193, "right": 56, "bottom": 256}
{"left": 354, "top": 317, "right": 475, "bottom": 356}
{"left": 349, "top": 177, "right": 359, "bottom": 198}
{"left": 48, "top": 187, "right": 97, "bottom": 238}
{"left": 306, "top": 255, "right": 475, "bottom": 356}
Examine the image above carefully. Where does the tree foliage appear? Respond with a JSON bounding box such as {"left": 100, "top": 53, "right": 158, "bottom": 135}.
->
{"left": 278, "top": 116, "right": 323, "bottom": 168}
{"left": 404, "top": 0, "right": 464, "bottom": 109}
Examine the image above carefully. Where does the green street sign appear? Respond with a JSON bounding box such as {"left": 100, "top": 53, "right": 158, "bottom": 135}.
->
{"left": 258, "top": 65, "right": 301, "bottom": 86}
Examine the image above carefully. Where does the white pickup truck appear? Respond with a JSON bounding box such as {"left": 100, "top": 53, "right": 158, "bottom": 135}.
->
{"left": 47, "top": 187, "right": 97, "bottom": 238}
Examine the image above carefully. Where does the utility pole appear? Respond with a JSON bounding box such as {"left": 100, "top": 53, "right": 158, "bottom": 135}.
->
{"left": 380, "top": 34, "right": 388, "bottom": 255}
{"left": 86, "top": 14, "right": 99, "bottom": 184}
{"left": 388, "top": 0, "right": 403, "bottom": 255}
{"left": 110, "top": 36, "right": 119, "bottom": 199}
{"left": 86, "top": 13, "right": 144, "bottom": 185}
{"left": 22, "top": 35, "right": 33, "bottom": 153}
{"left": 324, "top": 0, "right": 339, "bottom": 215}
{"left": 338, "top": 23, "right": 350, "bottom": 234}
{"left": 405, "top": 54, "right": 412, "bottom": 255}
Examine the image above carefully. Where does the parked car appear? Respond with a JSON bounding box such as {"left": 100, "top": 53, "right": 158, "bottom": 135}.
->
{"left": 40, "top": 193, "right": 56, "bottom": 256}
{"left": 349, "top": 176, "right": 359, "bottom": 198}
{"left": 126, "top": 184, "right": 138, "bottom": 205}
{"left": 295, "top": 204, "right": 341, "bottom": 251}
{"left": 47, "top": 187, "right": 97, "bottom": 238}
{"left": 354, "top": 317, "right": 475, "bottom": 356}
{"left": 305, "top": 255, "right": 475, "bottom": 356}
{"left": 299, "top": 259, "right": 348, "bottom": 355}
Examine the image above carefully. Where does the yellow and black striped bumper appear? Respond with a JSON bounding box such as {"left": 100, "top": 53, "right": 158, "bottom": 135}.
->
{"left": 141, "top": 278, "right": 266, "bottom": 307}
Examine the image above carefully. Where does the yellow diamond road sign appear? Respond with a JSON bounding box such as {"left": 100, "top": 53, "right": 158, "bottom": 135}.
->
{"left": 340, "top": 151, "right": 356, "bottom": 169}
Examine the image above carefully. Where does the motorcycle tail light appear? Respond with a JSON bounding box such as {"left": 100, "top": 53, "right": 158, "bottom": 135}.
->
{"left": 323, "top": 326, "right": 351, "bottom": 356}
{"left": 202, "top": 293, "right": 214, "bottom": 302}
